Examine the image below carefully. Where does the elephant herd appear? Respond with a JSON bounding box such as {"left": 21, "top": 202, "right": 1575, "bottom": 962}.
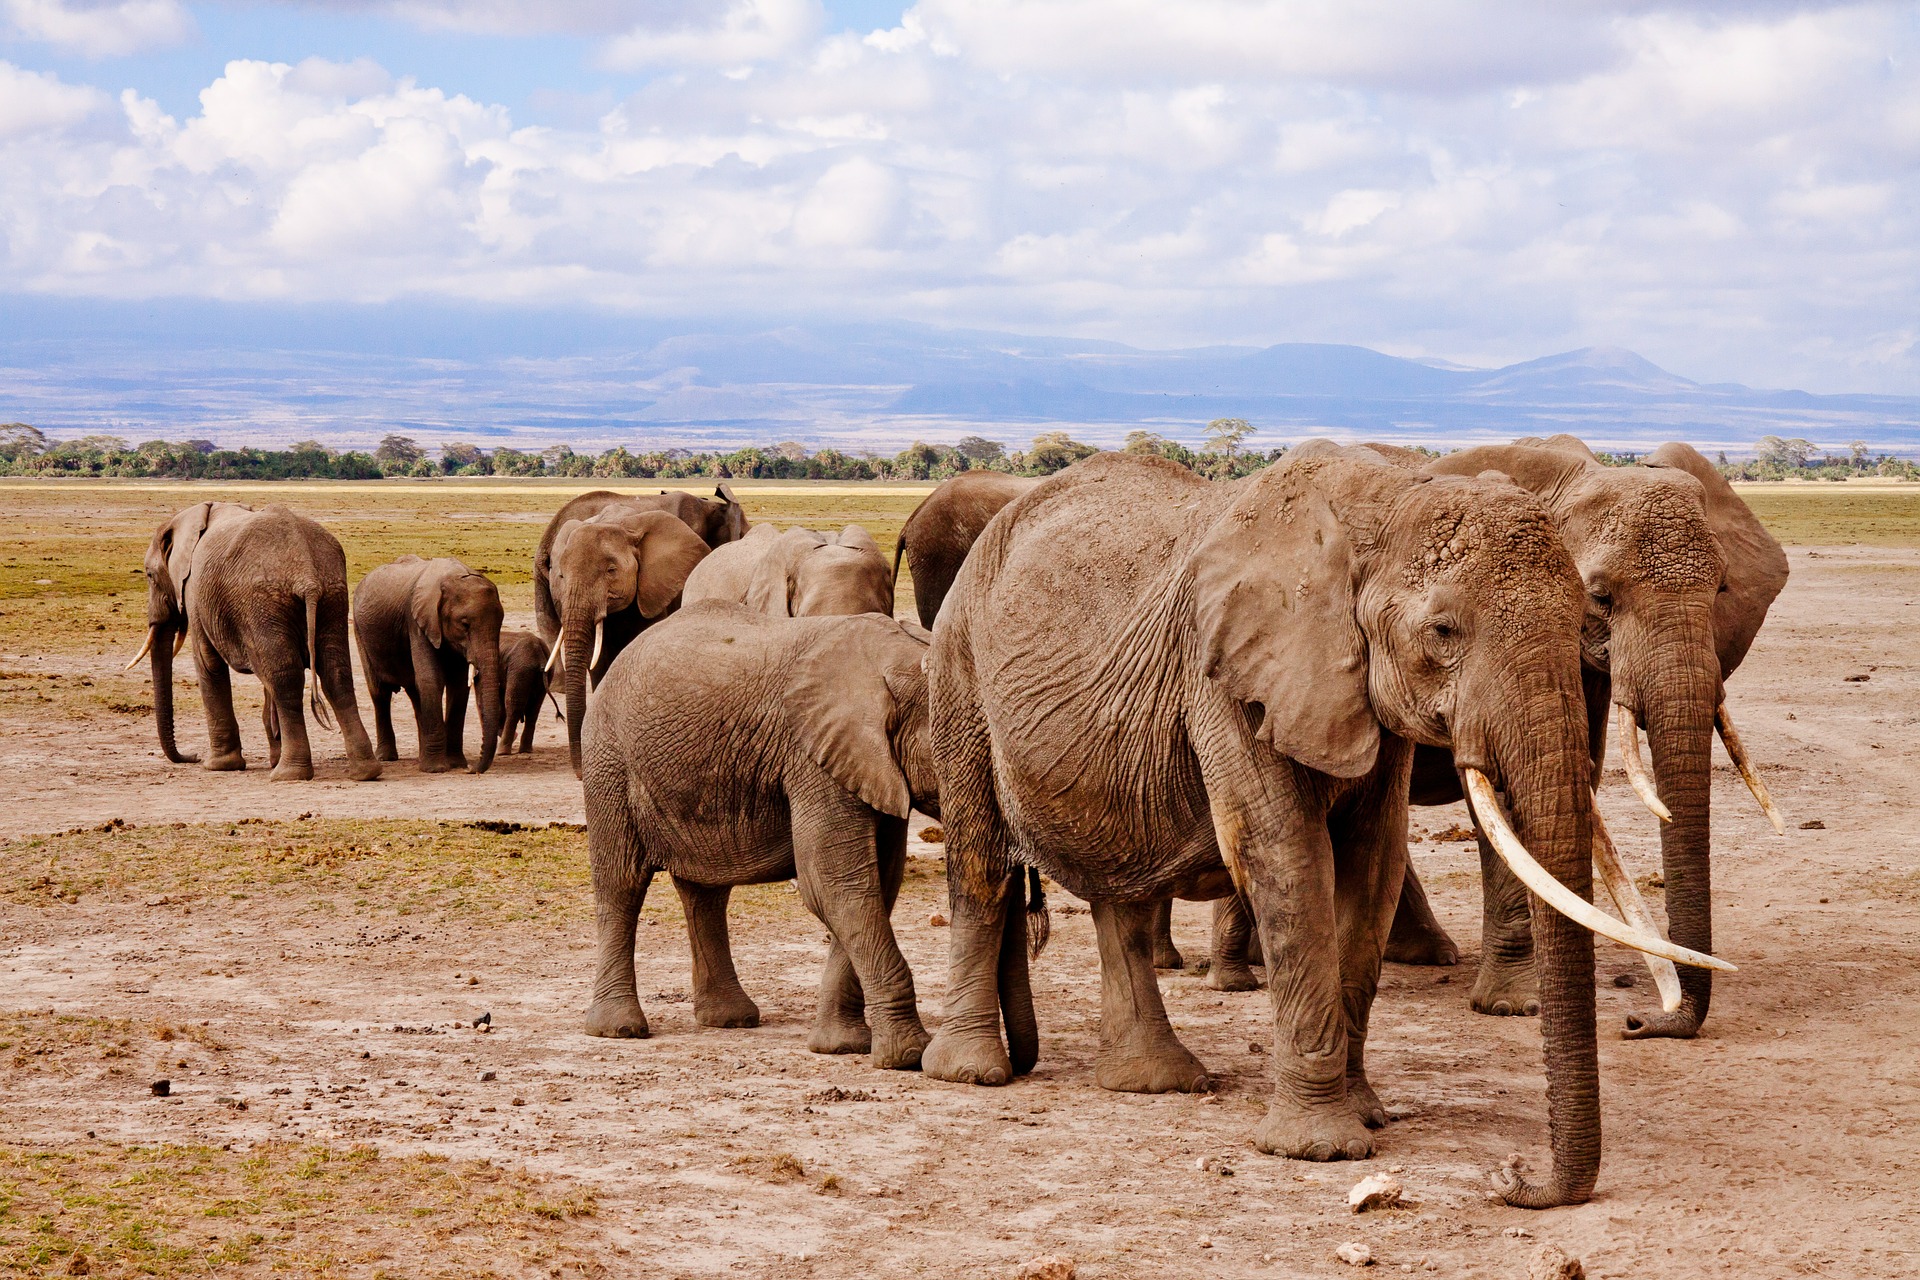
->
{"left": 129, "top": 434, "right": 1791, "bottom": 1209}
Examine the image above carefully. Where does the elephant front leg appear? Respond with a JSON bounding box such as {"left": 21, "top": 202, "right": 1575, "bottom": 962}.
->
{"left": 1470, "top": 827, "right": 1540, "bottom": 1017}
{"left": 1089, "top": 899, "right": 1209, "bottom": 1093}
{"left": 411, "top": 669, "right": 450, "bottom": 774}
{"left": 1329, "top": 763, "right": 1412, "bottom": 1131}
{"left": 196, "top": 643, "right": 246, "bottom": 771}
{"left": 1209, "top": 893, "right": 1263, "bottom": 991}
{"left": 672, "top": 878, "right": 760, "bottom": 1029}
{"left": 441, "top": 661, "right": 471, "bottom": 772}
{"left": 262, "top": 696, "right": 281, "bottom": 770}
{"left": 1384, "top": 863, "right": 1462, "bottom": 966}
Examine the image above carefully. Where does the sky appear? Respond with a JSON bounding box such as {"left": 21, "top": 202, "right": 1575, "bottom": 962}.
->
{"left": 1, "top": 1, "right": 1918, "bottom": 394}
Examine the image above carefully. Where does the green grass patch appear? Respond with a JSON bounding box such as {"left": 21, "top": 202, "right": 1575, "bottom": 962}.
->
{"left": 1735, "top": 485, "right": 1920, "bottom": 547}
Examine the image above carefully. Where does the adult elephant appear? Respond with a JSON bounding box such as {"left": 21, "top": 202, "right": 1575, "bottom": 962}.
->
{"left": 923, "top": 445, "right": 1728, "bottom": 1208}
{"left": 547, "top": 508, "right": 711, "bottom": 775}
{"left": 353, "top": 556, "right": 506, "bottom": 775}
{"left": 894, "top": 471, "right": 1037, "bottom": 628}
{"left": 685, "top": 525, "right": 894, "bottom": 617}
{"left": 128, "top": 501, "right": 380, "bottom": 782}
{"left": 1370, "top": 436, "right": 1788, "bottom": 1040}
{"left": 534, "top": 486, "right": 748, "bottom": 646}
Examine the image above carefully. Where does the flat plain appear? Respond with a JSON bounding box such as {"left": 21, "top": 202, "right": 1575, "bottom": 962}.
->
{"left": 2, "top": 477, "right": 1918, "bottom": 1279}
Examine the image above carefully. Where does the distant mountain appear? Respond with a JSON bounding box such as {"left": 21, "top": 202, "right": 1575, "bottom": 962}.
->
{"left": 4, "top": 299, "right": 1917, "bottom": 454}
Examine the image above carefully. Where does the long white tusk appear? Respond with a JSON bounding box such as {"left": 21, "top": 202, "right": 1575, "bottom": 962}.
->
{"left": 1463, "top": 769, "right": 1735, "bottom": 972}
{"left": 1715, "top": 703, "right": 1787, "bottom": 836}
{"left": 1614, "top": 704, "right": 1673, "bottom": 822}
{"left": 545, "top": 639, "right": 564, "bottom": 675}
{"left": 589, "top": 619, "right": 605, "bottom": 671}
{"left": 172, "top": 627, "right": 188, "bottom": 657}
{"left": 124, "top": 626, "right": 156, "bottom": 670}
{"left": 1590, "top": 799, "right": 1684, "bottom": 1012}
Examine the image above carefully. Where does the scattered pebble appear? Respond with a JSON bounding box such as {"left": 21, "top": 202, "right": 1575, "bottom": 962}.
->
{"left": 1527, "top": 1243, "right": 1586, "bottom": 1280}
{"left": 1503, "top": 1226, "right": 1533, "bottom": 1239}
{"left": 479, "top": 1071, "right": 496, "bottom": 1082}
{"left": 1612, "top": 972, "right": 1637, "bottom": 988}
{"left": 150, "top": 1079, "right": 170, "bottom": 1097}
{"left": 1013, "top": 1256, "right": 1075, "bottom": 1280}
{"left": 472, "top": 1011, "right": 491, "bottom": 1028}
{"left": 1348, "top": 1172, "right": 1403, "bottom": 1213}
{"left": 1800, "top": 820, "right": 1825, "bottom": 830}
{"left": 1335, "top": 1241, "right": 1374, "bottom": 1267}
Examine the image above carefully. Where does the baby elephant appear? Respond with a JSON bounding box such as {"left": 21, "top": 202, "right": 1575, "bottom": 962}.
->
{"left": 496, "top": 629, "right": 555, "bottom": 756}
{"left": 354, "top": 556, "right": 506, "bottom": 774}
{"left": 581, "top": 602, "right": 938, "bottom": 1070}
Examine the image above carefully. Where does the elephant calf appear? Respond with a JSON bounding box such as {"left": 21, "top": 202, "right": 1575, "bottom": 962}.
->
{"left": 353, "top": 556, "right": 506, "bottom": 774}
{"left": 581, "top": 603, "right": 938, "bottom": 1070}
{"left": 497, "top": 629, "right": 554, "bottom": 756}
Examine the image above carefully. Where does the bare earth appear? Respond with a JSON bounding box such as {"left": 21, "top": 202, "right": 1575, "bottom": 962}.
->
{"left": 3, "top": 547, "right": 1918, "bottom": 1277}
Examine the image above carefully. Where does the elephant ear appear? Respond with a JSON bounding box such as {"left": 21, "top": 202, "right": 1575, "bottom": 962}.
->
{"left": 628, "top": 511, "right": 711, "bottom": 618}
{"left": 410, "top": 560, "right": 454, "bottom": 648}
{"left": 745, "top": 529, "right": 827, "bottom": 617}
{"left": 163, "top": 502, "right": 215, "bottom": 611}
{"left": 834, "top": 524, "right": 880, "bottom": 555}
{"left": 1191, "top": 446, "right": 1394, "bottom": 779}
{"left": 786, "top": 615, "right": 919, "bottom": 818}
{"left": 714, "top": 483, "right": 750, "bottom": 542}
{"left": 1644, "top": 442, "right": 1789, "bottom": 674}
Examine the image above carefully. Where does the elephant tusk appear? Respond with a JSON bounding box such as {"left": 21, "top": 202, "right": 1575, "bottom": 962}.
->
{"left": 589, "top": 619, "right": 605, "bottom": 671}
{"left": 1464, "top": 769, "right": 1735, "bottom": 973}
{"left": 1614, "top": 704, "right": 1672, "bottom": 822}
{"left": 545, "top": 640, "right": 564, "bottom": 675}
{"left": 1715, "top": 703, "right": 1787, "bottom": 835}
{"left": 172, "top": 627, "right": 188, "bottom": 658}
{"left": 124, "top": 626, "right": 156, "bottom": 671}
{"left": 1589, "top": 798, "right": 1684, "bottom": 1012}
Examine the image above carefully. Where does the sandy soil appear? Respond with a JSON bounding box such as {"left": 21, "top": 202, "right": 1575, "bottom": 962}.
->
{"left": 4, "top": 547, "right": 1919, "bottom": 1278}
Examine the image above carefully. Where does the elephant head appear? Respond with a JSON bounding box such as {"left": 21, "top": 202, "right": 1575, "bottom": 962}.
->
{"left": 549, "top": 509, "right": 710, "bottom": 774}
{"left": 129, "top": 501, "right": 251, "bottom": 763}
{"left": 414, "top": 559, "right": 507, "bottom": 774}
{"left": 787, "top": 615, "right": 938, "bottom": 819}
{"left": 746, "top": 526, "right": 896, "bottom": 617}
{"left": 1427, "top": 435, "right": 1787, "bottom": 1038}
{"left": 706, "top": 483, "right": 750, "bottom": 545}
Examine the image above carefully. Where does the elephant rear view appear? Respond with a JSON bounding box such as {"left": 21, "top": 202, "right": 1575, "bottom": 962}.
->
{"left": 497, "top": 629, "right": 555, "bottom": 755}
{"left": 131, "top": 501, "right": 380, "bottom": 782}
{"left": 353, "top": 556, "right": 507, "bottom": 774}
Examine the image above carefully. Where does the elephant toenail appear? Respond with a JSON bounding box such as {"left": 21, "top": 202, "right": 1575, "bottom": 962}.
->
{"left": 1521, "top": 1000, "right": 1540, "bottom": 1016}
{"left": 1492, "top": 1000, "right": 1512, "bottom": 1016}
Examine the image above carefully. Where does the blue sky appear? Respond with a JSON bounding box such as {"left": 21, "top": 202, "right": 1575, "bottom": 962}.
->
{"left": 2, "top": 1, "right": 1918, "bottom": 394}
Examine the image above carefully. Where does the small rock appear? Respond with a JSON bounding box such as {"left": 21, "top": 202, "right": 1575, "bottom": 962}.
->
{"left": 1527, "top": 1243, "right": 1586, "bottom": 1280}
{"left": 1611, "top": 972, "right": 1637, "bottom": 988}
{"left": 472, "top": 1011, "right": 491, "bottom": 1028}
{"left": 1502, "top": 1226, "right": 1533, "bottom": 1239}
{"left": 479, "top": 1071, "right": 496, "bottom": 1082}
{"left": 929, "top": 911, "right": 949, "bottom": 927}
{"left": 1335, "top": 1241, "right": 1374, "bottom": 1267}
{"left": 1013, "top": 1256, "right": 1075, "bottom": 1280}
{"left": 1198, "top": 1236, "right": 1213, "bottom": 1249}
{"left": 511, "top": 1096, "right": 526, "bottom": 1106}
{"left": 1348, "top": 1171, "right": 1403, "bottom": 1213}
{"left": 150, "top": 1079, "right": 170, "bottom": 1097}
{"left": 1799, "top": 820, "right": 1825, "bottom": 830}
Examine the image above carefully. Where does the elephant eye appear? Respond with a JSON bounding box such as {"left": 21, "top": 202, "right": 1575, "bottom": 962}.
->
{"left": 1589, "top": 591, "right": 1612, "bottom": 612}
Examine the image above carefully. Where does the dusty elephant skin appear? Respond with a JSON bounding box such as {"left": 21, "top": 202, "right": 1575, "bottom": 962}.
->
{"left": 496, "top": 628, "right": 555, "bottom": 756}
{"left": 353, "top": 556, "right": 507, "bottom": 775}
{"left": 133, "top": 501, "right": 381, "bottom": 782}
{"left": 579, "top": 603, "right": 939, "bottom": 1070}
{"left": 685, "top": 523, "right": 896, "bottom": 617}
{"left": 893, "top": 471, "right": 1039, "bottom": 629}
{"left": 924, "top": 444, "right": 1609, "bottom": 1208}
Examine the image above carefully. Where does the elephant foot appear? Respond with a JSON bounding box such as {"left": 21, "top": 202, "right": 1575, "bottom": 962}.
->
{"left": 270, "top": 760, "right": 314, "bottom": 782}
{"left": 869, "top": 1017, "right": 931, "bottom": 1071}
{"left": 1094, "top": 1026, "right": 1210, "bottom": 1094}
{"left": 1346, "top": 1076, "right": 1387, "bottom": 1129}
{"left": 376, "top": 744, "right": 399, "bottom": 762}
{"left": 584, "top": 995, "right": 650, "bottom": 1039}
{"left": 1471, "top": 954, "right": 1539, "bottom": 1018}
{"left": 348, "top": 757, "right": 383, "bottom": 782}
{"left": 693, "top": 990, "right": 761, "bottom": 1029}
{"left": 1384, "top": 918, "right": 1461, "bottom": 967}
{"left": 1622, "top": 1006, "right": 1701, "bottom": 1041}
{"left": 1208, "top": 961, "right": 1261, "bottom": 993}
{"left": 808, "top": 1013, "right": 871, "bottom": 1057}
{"left": 1254, "top": 1099, "right": 1375, "bottom": 1161}
{"left": 446, "top": 754, "right": 470, "bottom": 773}
{"left": 203, "top": 751, "right": 246, "bottom": 772}
{"left": 418, "top": 758, "right": 449, "bottom": 775}
{"left": 921, "top": 1030, "right": 1012, "bottom": 1087}
{"left": 1153, "top": 938, "right": 1185, "bottom": 970}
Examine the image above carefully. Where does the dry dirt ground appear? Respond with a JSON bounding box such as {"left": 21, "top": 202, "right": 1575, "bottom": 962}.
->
{"left": 3, "top": 482, "right": 1919, "bottom": 1278}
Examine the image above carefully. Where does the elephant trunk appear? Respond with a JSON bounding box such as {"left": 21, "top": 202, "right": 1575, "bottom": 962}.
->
{"left": 561, "top": 610, "right": 599, "bottom": 778}
{"left": 1479, "top": 670, "right": 1599, "bottom": 1208}
{"left": 151, "top": 622, "right": 199, "bottom": 764}
{"left": 471, "top": 636, "right": 505, "bottom": 775}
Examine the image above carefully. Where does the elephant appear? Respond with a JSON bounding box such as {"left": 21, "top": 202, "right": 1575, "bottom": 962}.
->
{"left": 1357, "top": 436, "right": 1788, "bottom": 1039}
{"left": 684, "top": 524, "right": 895, "bottom": 617}
{"left": 921, "top": 445, "right": 1728, "bottom": 1208}
{"left": 352, "top": 556, "right": 506, "bottom": 775}
{"left": 533, "top": 485, "right": 748, "bottom": 646}
{"left": 129, "top": 501, "right": 380, "bottom": 782}
{"left": 496, "top": 629, "right": 556, "bottom": 756}
{"left": 580, "top": 603, "right": 939, "bottom": 1070}
{"left": 548, "top": 507, "right": 713, "bottom": 775}
{"left": 894, "top": 471, "right": 1038, "bottom": 628}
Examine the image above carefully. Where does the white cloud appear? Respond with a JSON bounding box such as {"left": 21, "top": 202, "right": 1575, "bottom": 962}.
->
{"left": 3, "top": 0, "right": 191, "bottom": 57}
{"left": 0, "top": 3, "right": 1917, "bottom": 392}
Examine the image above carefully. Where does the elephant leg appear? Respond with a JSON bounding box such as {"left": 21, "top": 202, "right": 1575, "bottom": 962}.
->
{"left": 1384, "top": 862, "right": 1462, "bottom": 966}
{"left": 519, "top": 708, "right": 537, "bottom": 754}
{"left": 810, "top": 813, "right": 916, "bottom": 1057}
{"left": 1149, "top": 899, "right": 1184, "bottom": 969}
{"left": 1090, "top": 899, "right": 1210, "bottom": 1093}
{"left": 583, "top": 778, "right": 654, "bottom": 1040}
{"left": 262, "top": 696, "right": 281, "bottom": 770}
{"left": 1329, "top": 766, "right": 1410, "bottom": 1130}
{"left": 196, "top": 642, "right": 246, "bottom": 772}
{"left": 795, "top": 805, "right": 927, "bottom": 1070}
{"left": 372, "top": 685, "right": 399, "bottom": 762}
{"left": 1470, "top": 825, "right": 1540, "bottom": 1017}
{"left": 441, "top": 655, "right": 471, "bottom": 772}
{"left": 672, "top": 878, "right": 759, "bottom": 1029}
{"left": 1208, "top": 893, "right": 1262, "bottom": 991}
{"left": 412, "top": 667, "right": 449, "bottom": 774}
{"left": 262, "top": 665, "right": 314, "bottom": 782}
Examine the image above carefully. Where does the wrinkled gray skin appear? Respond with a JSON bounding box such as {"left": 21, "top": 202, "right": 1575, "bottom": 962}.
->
{"left": 139, "top": 502, "right": 380, "bottom": 782}
{"left": 894, "top": 472, "right": 1039, "bottom": 629}
{"left": 685, "top": 524, "right": 895, "bottom": 617}
{"left": 581, "top": 604, "right": 940, "bottom": 1070}
{"left": 353, "top": 556, "right": 506, "bottom": 775}
{"left": 533, "top": 486, "right": 748, "bottom": 645}
{"left": 496, "top": 629, "right": 555, "bottom": 756}
{"left": 549, "top": 509, "right": 712, "bottom": 776}
{"left": 926, "top": 446, "right": 1605, "bottom": 1208}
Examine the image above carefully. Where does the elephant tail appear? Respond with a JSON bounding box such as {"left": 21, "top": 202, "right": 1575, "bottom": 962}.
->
{"left": 892, "top": 533, "right": 907, "bottom": 589}
{"left": 1024, "top": 865, "right": 1050, "bottom": 960}
{"left": 303, "top": 588, "right": 336, "bottom": 731}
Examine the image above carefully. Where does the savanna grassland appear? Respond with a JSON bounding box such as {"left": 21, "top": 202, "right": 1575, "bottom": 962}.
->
{"left": 3, "top": 478, "right": 1920, "bottom": 1278}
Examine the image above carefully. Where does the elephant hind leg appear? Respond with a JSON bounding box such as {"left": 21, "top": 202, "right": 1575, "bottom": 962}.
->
{"left": 261, "top": 664, "right": 314, "bottom": 782}
{"left": 1090, "top": 899, "right": 1210, "bottom": 1093}
{"left": 1383, "top": 864, "right": 1461, "bottom": 966}
{"left": 1150, "top": 899, "right": 1184, "bottom": 969}
{"left": 1209, "top": 893, "right": 1263, "bottom": 991}
{"left": 584, "top": 764, "right": 654, "bottom": 1040}
{"left": 674, "top": 878, "right": 760, "bottom": 1029}
{"left": 809, "top": 940, "right": 870, "bottom": 1056}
